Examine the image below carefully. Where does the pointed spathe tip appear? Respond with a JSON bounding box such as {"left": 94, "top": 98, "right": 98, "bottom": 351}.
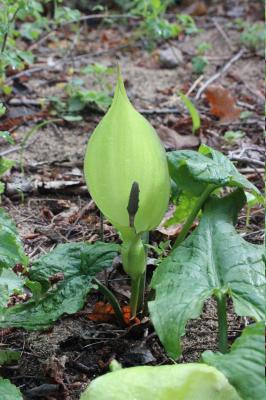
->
{"left": 115, "top": 63, "right": 127, "bottom": 98}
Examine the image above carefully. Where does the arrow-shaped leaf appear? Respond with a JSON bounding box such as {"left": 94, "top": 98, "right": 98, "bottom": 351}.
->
{"left": 202, "top": 322, "right": 265, "bottom": 400}
{"left": 149, "top": 190, "right": 265, "bottom": 358}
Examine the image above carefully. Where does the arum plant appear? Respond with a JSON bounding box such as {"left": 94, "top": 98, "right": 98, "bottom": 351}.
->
{"left": 84, "top": 68, "right": 170, "bottom": 318}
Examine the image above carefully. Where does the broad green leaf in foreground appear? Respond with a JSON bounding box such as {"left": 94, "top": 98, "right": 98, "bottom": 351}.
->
{"left": 80, "top": 363, "right": 241, "bottom": 400}
{"left": 0, "top": 208, "right": 28, "bottom": 270}
{"left": 0, "top": 378, "right": 23, "bottom": 400}
{"left": 0, "top": 242, "right": 118, "bottom": 330}
{"left": 202, "top": 322, "right": 265, "bottom": 400}
{"left": 167, "top": 144, "right": 262, "bottom": 200}
{"left": 149, "top": 190, "right": 265, "bottom": 358}
{"left": 0, "top": 269, "right": 25, "bottom": 310}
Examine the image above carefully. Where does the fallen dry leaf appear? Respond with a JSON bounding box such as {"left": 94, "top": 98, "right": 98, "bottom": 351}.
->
{"left": 157, "top": 205, "right": 183, "bottom": 237}
{"left": 0, "top": 110, "right": 48, "bottom": 131}
{"left": 183, "top": 1, "right": 207, "bottom": 16}
{"left": 88, "top": 301, "right": 140, "bottom": 326}
{"left": 158, "top": 125, "right": 200, "bottom": 150}
{"left": 205, "top": 85, "right": 241, "bottom": 123}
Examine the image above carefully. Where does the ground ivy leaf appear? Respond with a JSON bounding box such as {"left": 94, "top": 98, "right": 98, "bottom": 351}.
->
{"left": 167, "top": 144, "right": 262, "bottom": 200}
{"left": 202, "top": 322, "right": 264, "bottom": 400}
{"left": 0, "top": 378, "right": 23, "bottom": 400}
{"left": 0, "top": 208, "right": 28, "bottom": 270}
{"left": 149, "top": 190, "right": 265, "bottom": 358}
{"left": 0, "top": 242, "right": 119, "bottom": 330}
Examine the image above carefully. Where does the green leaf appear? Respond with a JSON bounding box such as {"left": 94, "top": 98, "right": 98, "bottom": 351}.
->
{"left": 0, "top": 269, "right": 25, "bottom": 310}
{"left": 223, "top": 130, "right": 245, "bottom": 144}
{"left": 0, "top": 157, "right": 15, "bottom": 177}
{"left": 0, "top": 103, "right": 6, "bottom": 117}
{"left": 203, "top": 322, "right": 264, "bottom": 400}
{"left": 0, "top": 242, "right": 119, "bottom": 330}
{"left": 0, "top": 208, "right": 28, "bottom": 270}
{"left": 0, "top": 350, "right": 20, "bottom": 366}
{"left": 167, "top": 144, "right": 262, "bottom": 200}
{"left": 179, "top": 91, "right": 201, "bottom": 133}
{"left": 0, "top": 182, "right": 4, "bottom": 195}
{"left": 80, "top": 363, "right": 241, "bottom": 400}
{"left": 0, "top": 269, "right": 24, "bottom": 293}
{"left": 192, "top": 56, "right": 208, "bottom": 73}
{"left": 164, "top": 191, "right": 199, "bottom": 226}
{"left": 0, "top": 131, "right": 15, "bottom": 144}
{"left": 149, "top": 190, "right": 265, "bottom": 358}
{"left": 0, "top": 378, "right": 23, "bottom": 400}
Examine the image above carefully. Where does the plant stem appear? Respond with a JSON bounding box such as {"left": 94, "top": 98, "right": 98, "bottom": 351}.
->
{"left": 172, "top": 184, "right": 216, "bottom": 249}
{"left": 130, "top": 276, "right": 141, "bottom": 318}
{"left": 137, "top": 270, "right": 146, "bottom": 311}
{"left": 93, "top": 278, "right": 125, "bottom": 326}
{"left": 136, "top": 231, "right": 149, "bottom": 312}
{"left": 1, "top": 7, "right": 20, "bottom": 54}
{"left": 216, "top": 293, "right": 228, "bottom": 353}
{"left": 99, "top": 211, "right": 104, "bottom": 241}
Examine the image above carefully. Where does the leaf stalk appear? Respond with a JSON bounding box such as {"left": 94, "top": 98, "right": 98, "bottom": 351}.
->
{"left": 216, "top": 293, "right": 228, "bottom": 353}
{"left": 172, "top": 184, "right": 217, "bottom": 249}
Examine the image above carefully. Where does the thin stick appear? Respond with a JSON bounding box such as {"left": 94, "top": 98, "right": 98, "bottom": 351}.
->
{"left": 229, "top": 156, "right": 265, "bottom": 168}
{"left": 185, "top": 75, "right": 204, "bottom": 97}
{"left": 213, "top": 18, "right": 234, "bottom": 51}
{"left": 195, "top": 48, "right": 245, "bottom": 100}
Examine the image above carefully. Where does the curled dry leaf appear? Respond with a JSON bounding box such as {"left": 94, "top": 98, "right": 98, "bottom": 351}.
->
{"left": 158, "top": 126, "right": 199, "bottom": 150}
{"left": 205, "top": 85, "right": 241, "bottom": 123}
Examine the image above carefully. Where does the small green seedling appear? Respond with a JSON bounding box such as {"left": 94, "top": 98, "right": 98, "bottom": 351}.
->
{"left": 0, "top": 102, "right": 6, "bottom": 116}
{"left": 146, "top": 240, "right": 171, "bottom": 263}
{"left": 191, "top": 42, "right": 211, "bottom": 74}
{"left": 223, "top": 130, "right": 245, "bottom": 144}
{"left": 179, "top": 91, "right": 201, "bottom": 133}
{"left": 176, "top": 14, "right": 199, "bottom": 35}
{"left": 192, "top": 56, "right": 208, "bottom": 74}
{"left": 197, "top": 42, "right": 212, "bottom": 55}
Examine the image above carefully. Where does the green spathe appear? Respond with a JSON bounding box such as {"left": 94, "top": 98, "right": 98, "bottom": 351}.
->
{"left": 84, "top": 71, "right": 170, "bottom": 235}
{"left": 80, "top": 364, "right": 242, "bottom": 400}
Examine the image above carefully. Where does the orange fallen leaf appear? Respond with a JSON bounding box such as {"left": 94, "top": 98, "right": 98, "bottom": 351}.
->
{"left": 88, "top": 302, "right": 140, "bottom": 326}
{"left": 205, "top": 85, "right": 241, "bottom": 123}
{"left": 157, "top": 126, "right": 200, "bottom": 150}
{"left": 88, "top": 301, "right": 114, "bottom": 322}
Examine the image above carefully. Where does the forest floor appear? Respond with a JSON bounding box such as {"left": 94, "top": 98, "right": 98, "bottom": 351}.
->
{"left": 0, "top": 0, "right": 264, "bottom": 399}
